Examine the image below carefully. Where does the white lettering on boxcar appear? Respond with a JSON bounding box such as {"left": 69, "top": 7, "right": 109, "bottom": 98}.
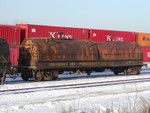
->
{"left": 49, "top": 32, "right": 56, "bottom": 38}
{"left": 48, "top": 32, "right": 72, "bottom": 39}
{"left": 106, "top": 34, "right": 124, "bottom": 42}
{"left": 107, "top": 35, "right": 112, "bottom": 41}
{"left": 31, "top": 28, "right": 36, "bottom": 33}
{"left": 147, "top": 52, "right": 150, "bottom": 57}
{"left": 93, "top": 33, "right": 96, "bottom": 37}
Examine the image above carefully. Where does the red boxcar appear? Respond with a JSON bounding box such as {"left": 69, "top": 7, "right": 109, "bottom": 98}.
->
{"left": 142, "top": 47, "right": 150, "bottom": 62}
{"left": 0, "top": 25, "right": 20, "bottom": 67}
{"left": 142, "top": 47, "right": 150, "bottom": 68}
{"left": 16, "top": 24, "right": 89, "bottom": 41}
{"left": 90, "top": 29, "right": 135, "bottom": 42}
{"left": 0, "top": 25, "right": 20, "bottom": 46}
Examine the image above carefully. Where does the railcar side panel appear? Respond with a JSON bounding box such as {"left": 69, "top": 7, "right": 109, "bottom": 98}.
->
{"left": 16, "top": 24, "right": 89, "bottom": 40}
{"left": 90, "top": 29, "right": 135, "bottom": 42}
{"left": 142, "top": 47, "right": 150, "bottom": 62}
{"left": 135, "top": 32, "right": 150, "bottom": 47}
{"left": 0, "top": 25, "right": 21, "bottom": 46}
{"left": 95, "top": 42, "right": 143, "bottom": 61}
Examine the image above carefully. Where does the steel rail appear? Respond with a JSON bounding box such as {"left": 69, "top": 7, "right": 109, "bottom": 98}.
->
{"left": 1, "top": 77, "right": 150, "bottom": 95}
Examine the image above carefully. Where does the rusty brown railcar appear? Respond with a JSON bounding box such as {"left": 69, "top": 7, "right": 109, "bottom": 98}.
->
{"left": 95, "top": 42, "right": 143, "bottom": 75}
{"left": 18, "top": 38, "right": 143, "bottom": 81}
{"left": 0, "top": 38, "right": 11, "bottom": 84}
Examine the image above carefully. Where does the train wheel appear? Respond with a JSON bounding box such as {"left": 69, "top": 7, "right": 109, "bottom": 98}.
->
{"left": 33, "top": 71, "right": 43, "bottom": 81}
{"left": 124, "top": 68, "right": 131, "bottom": 75}
{"left": 52, "top": 71, "right": 59, "bottom": 80}
{"left": 21, "top": 69, "right": 30, "bottom": 81}
{"left": 43, "top": 72, "right": 53, "bottom": 80}
{"left": 133, "top": 67, "right": 141, "bottom": 75}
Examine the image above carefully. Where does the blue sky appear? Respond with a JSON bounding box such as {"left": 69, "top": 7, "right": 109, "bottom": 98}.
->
{"left": 0, "top": 0, "right": 150, "bottom": 32}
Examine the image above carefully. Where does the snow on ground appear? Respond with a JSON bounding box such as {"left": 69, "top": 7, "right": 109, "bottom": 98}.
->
{"left": 1, "top": 70, "right": 150, "bottom": 113}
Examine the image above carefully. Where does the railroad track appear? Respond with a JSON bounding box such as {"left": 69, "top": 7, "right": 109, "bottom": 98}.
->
{"left": 1, "top": 77, "right": 150, "bottom": 96}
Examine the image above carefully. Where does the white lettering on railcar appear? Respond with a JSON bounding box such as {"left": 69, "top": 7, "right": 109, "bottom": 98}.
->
{"left": 106, "top": 34, "right": 124, "bottom": 42}
{"left": 107, "top": 35, "right": 112, "bottom": 41}
{"left": 93, "top": 33, "right": 96, "bottom": 37}
{"left": 48, "top": 32, "right": 72, "bottom": 39}
{"left": 49, "top": 32, "right": 56, "bottom": 38}
{"left": 147, "top": 52, "right": 150, "bottom": 58}
{"left": 31, "top": 28, "right": 36, "bottom": 33}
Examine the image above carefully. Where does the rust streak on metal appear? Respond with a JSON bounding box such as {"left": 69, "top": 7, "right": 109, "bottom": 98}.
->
{"left": 20, "top": 39, "right": 98, "bottom": 62}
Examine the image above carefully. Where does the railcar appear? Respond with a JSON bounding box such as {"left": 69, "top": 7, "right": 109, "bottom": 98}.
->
{"left": 0, "top": 38, "right": 11, "bottom": 84}
{"left": 18, "top": 38, "right": 143, "bottom": 81}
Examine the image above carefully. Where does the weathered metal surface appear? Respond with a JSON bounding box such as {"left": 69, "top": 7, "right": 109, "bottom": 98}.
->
{"left": 95, "top": 42, "right": 143, "bottom": 61}
{"left": 19, "top": 38, "right": 143, "bottom": 76}
{"left": 18, "top": 38, "right": 144, "bottom": 80}
{"left": 20, "top": 38, "right": 98, "bottom": 63}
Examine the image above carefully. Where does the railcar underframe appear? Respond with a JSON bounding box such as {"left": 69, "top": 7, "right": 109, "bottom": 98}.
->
{"left": 19, "top": 60, "right": 142, "bottom": 81}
